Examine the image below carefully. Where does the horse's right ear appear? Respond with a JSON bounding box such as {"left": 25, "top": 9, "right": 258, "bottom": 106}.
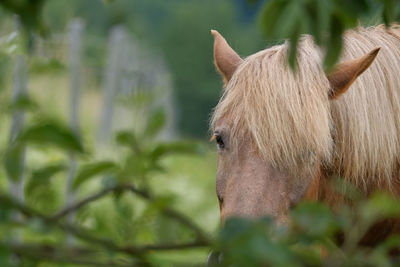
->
{"left": 211, "top": 30, "right": 243, "bottom": 86}
{"left": 327, "top": 47, "right": 380, "bottom": 99}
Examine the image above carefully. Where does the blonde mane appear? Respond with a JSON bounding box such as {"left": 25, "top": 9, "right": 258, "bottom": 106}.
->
{"left": 211, "top": 25, "right": 400, "bottom": 190}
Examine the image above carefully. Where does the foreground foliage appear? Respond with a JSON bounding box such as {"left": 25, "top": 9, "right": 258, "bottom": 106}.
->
{"left": 259, "top": 0, "right": 400, "bottom": 68}
{"left": 1, "top": 104, "right": 211, "bottom": 266}
{"left": 211, "top": 192, "right": 400, "bottom": 266}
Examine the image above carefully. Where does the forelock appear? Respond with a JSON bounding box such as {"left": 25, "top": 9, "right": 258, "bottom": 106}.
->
{"left": 211, "top": 36, "right": 333, "bottom": 172}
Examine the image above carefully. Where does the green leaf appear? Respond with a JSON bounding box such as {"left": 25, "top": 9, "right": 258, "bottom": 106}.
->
{"left": 290, "top": 243, "right": 322, "bottom": 266}
{"left": 378, "top": 235, "right": 400, "bottom": 254}
{"left": 330, "top": 176, "right": 363, "bottom": 201}
{"left": 73, "top": 161, "right": 118, "bottom": 190}
{"left": 271, "top": 1, "right": 301, "bottom": 39}
{"left": 219, "top": 217, "right": 259, "bottom": 244}
{"left": 20, "top": 122, "right": 84, "bottom": 153}
{"left": 288, "top": 26, "right": 301, "bottom": 69}
{"left": 308, "top": 0, "right": 331, "bottom": 45}
{"left": 144, "top": 108, "right": 166, "bottom": 138}
{"left": 150, "top": 141, "right": 204, "bottom": 160}
{"left": 217, "top": 217, "right": 299, "bottom": 267}
{"left": 324, "top": 15, "right": 344, "bottom": 70}
{"left": 120, "top": 153, "right": 157, "bottom": 180}
{"left": 380, "top": 0, "right": 398, "bottom": 26}
{"left": 290, "top": 202, "right": 337, "bottom": 238}
{"left": 4, "top": 144, "right": 25, "bottom": 182}
{"left": 25, "top": 163, "right": 66, "bottom": 196}
{"left": 115, "top": 130, "right": 140, "bottom": 153}
{"left": 146, "top": 195, "right": 176, "bottom": 212}
{"left": 8, "top": 95, "right": 38, "bottom": 112}
{"left": 259, "top": 0, "right": 288, "bottom": 38}
{"left": 359, "top": 193, "right": 400, "bottom": 222}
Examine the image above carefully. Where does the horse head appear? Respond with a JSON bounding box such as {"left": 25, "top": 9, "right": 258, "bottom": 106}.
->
{"left": 210, "top": 30, "right": 379, "bottom": 224}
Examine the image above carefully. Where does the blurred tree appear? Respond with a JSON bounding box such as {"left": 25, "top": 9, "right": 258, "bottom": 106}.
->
{"left": 2, "top": 0, "right": 266, "bottom": 137}
{"left": 0, "top": 0, "right": 47, "bottom": 33}
{"left": 156, "top": 0, "right": 265, "bottom": 137}
{"left": 235, "top": 0, "right": 266, "bottom": 23}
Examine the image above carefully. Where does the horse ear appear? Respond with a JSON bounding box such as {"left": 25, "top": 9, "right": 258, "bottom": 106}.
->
{"left": 327, "top": 47, "right": 380, "bottom": 99}
{"left": 211, "top": 30, "right": 243, "bottom": 86}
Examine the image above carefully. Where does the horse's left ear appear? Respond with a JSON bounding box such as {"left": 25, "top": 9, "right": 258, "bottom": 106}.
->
{"left": 327, "top": 47, "right": 380, "bottom": 99}
{"left": 211, "top": 30, "right": 243, "bottom": 86}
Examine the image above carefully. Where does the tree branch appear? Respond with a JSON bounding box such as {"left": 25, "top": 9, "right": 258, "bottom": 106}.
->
{"left": 121, "top": 240, "right": 210, "bottom": 253}
{"left": 51, "top": 185, "right": 121, "bottom": 220}
{"left": 0, "top": 241, "right": 208, "bottom": 267}
{"left": 0, "top": 242, "right": 135, "bottom": 267}
{"left": 50, "top": 184, "right": 210, "bottom": 241}
{"left": 161, "top": 207, "right": 209, "bottom": 242}
{"left": 125, "top": 185, "right": 210, "bottom": 241}
{"left": 0, "top": 193, "right": 210, "bottom": 258}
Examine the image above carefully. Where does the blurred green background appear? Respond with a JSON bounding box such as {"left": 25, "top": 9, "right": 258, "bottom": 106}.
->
{"left": 6, "top": 0, "right": 266, "bottom": 137}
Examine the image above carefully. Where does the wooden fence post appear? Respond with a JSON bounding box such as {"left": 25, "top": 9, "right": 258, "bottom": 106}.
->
{"left": 65, "top": 18, "right": 84, "bottom": 243}
{"left": 8, "top": 16, "right": 28, "bottom": 243}
{"left": 97, "top": 26, "right": 125, "bottom": 144}
{"left": 153, "top": 60, "right": 177, "bottom": 140}
{"left": 9, "top": 55, "right": 27, "bottom": 201}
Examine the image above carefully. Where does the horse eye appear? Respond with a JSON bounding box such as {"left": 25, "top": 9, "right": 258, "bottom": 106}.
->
{"left": 216, "top": 135, "right": 225, "bottom": 150}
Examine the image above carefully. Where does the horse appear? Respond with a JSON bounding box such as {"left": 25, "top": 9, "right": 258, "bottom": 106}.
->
{"left": 210, "top": 24, "right": 400, "bottom": 246}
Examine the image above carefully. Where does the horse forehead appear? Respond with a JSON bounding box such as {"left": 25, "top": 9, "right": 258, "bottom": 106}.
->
{"left": 213, "top": 114, "right": 245, "bottom": 137}
{"left": 214, "top": 116, "right": 231, "bottom": 129}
